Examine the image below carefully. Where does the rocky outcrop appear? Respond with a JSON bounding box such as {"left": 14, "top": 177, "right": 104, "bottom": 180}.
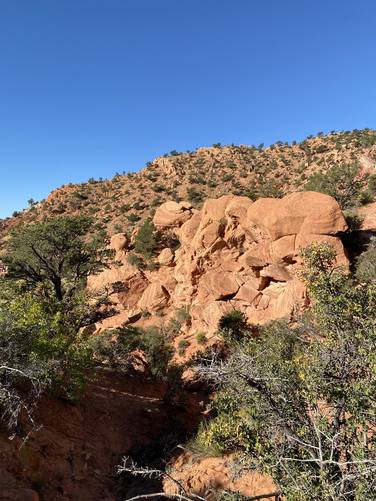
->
{"left": 89, "top": 192, "right": 348, "bottom": 352}
{"left": 153, "top": 201, "right": 194, "bottom": 228}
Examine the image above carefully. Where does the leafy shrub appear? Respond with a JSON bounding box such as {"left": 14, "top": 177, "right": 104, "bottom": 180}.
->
{"left": 196, "top": 244, "right": 376, "bottom": 500}
{"left": 218, "top": 310, "right": 250, "bottom": 343}
{"left": 187, "top": 187, "right": 204, "bottom": 204}
{"left": 343, "top": 209, "right": 364, "bottom": 231}
{"left": 356, "top": 237, "right": 376, "bottom": 283}
{"left": 0, "top": 281, "right": 95, "bottom": 430}
{"left": 134, "top": 218, "right": 157, "bottom": 259}
{"left": 126, "top": 252, "right": 145, "bottom": 269}
{"left": 196, "top": 332, "right": 207, "bottom": 345}
{"left": 177, "top": 339, "right": 190, "bottom": 356}
{"left": 303, "top": 163, "right": 367, "bottom": 209}
{"left": 127, "top": 213, "right": 140, "bottom": 223}
{"left": 92, "top": 325, "right": 175, "bottom": 378}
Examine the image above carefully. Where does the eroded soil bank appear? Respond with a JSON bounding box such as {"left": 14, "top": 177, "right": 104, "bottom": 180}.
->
{"left": 0, "top": 369, "right": 206, "bottom": 501}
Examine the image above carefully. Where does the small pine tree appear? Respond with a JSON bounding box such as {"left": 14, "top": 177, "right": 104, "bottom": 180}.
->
{"left": 134, "top": 218, "right": 156, "bottom": 259}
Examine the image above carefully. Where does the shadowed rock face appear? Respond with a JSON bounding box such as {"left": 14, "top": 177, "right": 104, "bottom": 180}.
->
{"left": 0, "top": 370, "right": 204, "bottom": 501}
{"left": 89, "top": 192, "right": 348, "bottom": 357}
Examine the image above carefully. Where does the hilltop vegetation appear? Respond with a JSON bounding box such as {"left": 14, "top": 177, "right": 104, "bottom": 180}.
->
{"left": 2, "top": 129, "right": 376, "bottom": 244}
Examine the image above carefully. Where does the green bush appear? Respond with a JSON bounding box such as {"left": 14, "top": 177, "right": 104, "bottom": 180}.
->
{"left": 356, "top": 237, "right": 376, "bottom": 284}
{"left": 187, "top": 187, "right": 204, "bottom": 204}
{"left": 196, "top": 332, "right": 207, "bottom": 345}
{"left": 92, "top": 325, "right": 175, "bottom": 379}
{"left": 218, "top": 309, "right": 250, "bottom": 343}
{"left": 134, "top": 218, "right": 157, "bottom": 259}
{"left": 127, "top": 213, "right": 140, "bottom": 223}
{"left": 303, "top": 163, "right": 367, "bottom": 209}
{"left": 0, "top": 282, "right": 95, "bottom": 430}
{"left": 177, "top": 339, "right": 190, "bottom": 356}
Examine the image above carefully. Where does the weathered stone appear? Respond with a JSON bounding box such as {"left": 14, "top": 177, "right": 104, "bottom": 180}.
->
{"left": 234, "top": 284, "right": 261, "bottom": 304}
{"left": 260, "top": 263, "right": 292, "bottom": 282}
{"left": 157, "top": 248, "right": 174, "bottom": 266}
{"left": 199, "top": 270, "right": 240, "bottom": 300}
{"left": 138, "top": 283, "right": 170, "bottom": 312}
{"left": 153, "top": 201, "right": 193, "bottom": 228}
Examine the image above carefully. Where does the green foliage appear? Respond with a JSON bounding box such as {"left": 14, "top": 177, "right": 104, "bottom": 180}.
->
{"left": 127, "top": 213, "right": 141, "bottom": 223}
{"left": 92, "top": 325, "right": 175, "bottom": 379}
{"left": 0, "top": 281, "right": 95, "bottom": 430}
{"left": 126, "top": 252, "right": 145, "bottom": 269}
{"left": 218, "top": 309, "right": 251, "bottom": 343}
{"left": 303, "top": 163, "right": 368, "bottom": 209}
{"left": 196, "top": 332, "right": 207, "bottom": 345}
{"left": 134, "top": 218, "right": 157, "bottom": 259}
{"left": 175, "top": 305, "right": 191, "bottom": 324}
{"left": 3, "top": 216, "right": 106, "bottom": 301}
{"left": 197, "top": 244, "right": 376, "bottom": 500}
{"left": 187, "top": 187, "right": 204, "bottom": 204}
{"left": 343, "top": 209, "right": 364, "bottom": 231}
{"left": 192, "top": 391, "right": 256, "bottom": 456}
{"left": 356, "top": 237, "right": 376, "bottom": 284}
{"left": 177, "top": 339, "right": 190, "bottom": 356}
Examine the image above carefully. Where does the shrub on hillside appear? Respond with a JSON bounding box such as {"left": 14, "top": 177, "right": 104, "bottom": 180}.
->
{"left": 134, "top": 218, "right": 157, "bottom": 259}
{"left": 91, "top": 325, "right": 175, "bottom": 379}
{"left": 303, "top": 163, "right": 369, "bottom": 209}
{"left": 356, "top": 236, "right": 376, "bottom": 284}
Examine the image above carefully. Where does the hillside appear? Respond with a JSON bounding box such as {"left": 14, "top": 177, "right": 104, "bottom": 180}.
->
{"left": 1, "top": 130, "right": 376, "bottom": 500}
{"left": 1, "top": 129, "right": 376, "bottom": 243}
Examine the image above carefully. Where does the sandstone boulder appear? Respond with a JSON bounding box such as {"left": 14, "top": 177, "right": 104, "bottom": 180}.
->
{"left": 138, "top": 283, "right": 170, "bottom": 312}
{"left": 153, "top": 201, "right": 193, "bottom": 228}
{"left": 157, "top": 248, "right": 174, "bottom": 266}
{"left": 247, "top": 192, "right": 347, "bottom": 239}
{"left": 234, "top": 284, "right": 261, "bottom": 304}
{"left": 199, "top": 270, "right": 241, "bottom": 300}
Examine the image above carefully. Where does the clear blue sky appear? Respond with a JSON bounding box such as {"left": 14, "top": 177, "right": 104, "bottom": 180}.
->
{"left": 1, "top": 0, "right": 375, "bottom": 218}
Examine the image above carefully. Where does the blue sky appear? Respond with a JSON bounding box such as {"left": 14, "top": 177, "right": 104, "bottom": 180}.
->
{"left": 0, "top": 0, "right": 375, "bottom": 218}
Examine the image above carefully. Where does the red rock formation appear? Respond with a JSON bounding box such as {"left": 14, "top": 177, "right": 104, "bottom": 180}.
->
{"left": 90, "top": 192, "right": 348, "bottom": 355}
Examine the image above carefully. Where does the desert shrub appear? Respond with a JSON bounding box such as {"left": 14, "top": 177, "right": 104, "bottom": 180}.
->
{"left": 126, "top": 252, "right": 145, "bottom": 269}
{"left": 153, "top": 184, "right": 166, "bottom": 193}
{"left": 0, "top": 281, "right": 95, "bottom": 431}
{"left": 196, "top": 332, "right": 207, "bottom": 345}
{"left": 218, "top": 310, "right": 250, "bottom": 343}
{"left": 189, "top": 391, "right": 255, "bottom": 456}
{"left": 92, "top": 326, "right": 175, "bottom": 379}
{"left": 256, "top": 179, "right": 283, "bottom": 198}
{"left": 127, "top": 213, "right": 140, "bottom": 223}
{"left": 368, "top": 174, "right": 376, "bottom": 194}
{"left": 119, "top": 203, "right": 130, "bottom": 213}
{"left": 343, "top": 209, "right": 364, "bottom": 231}
{"left": 134, "top": 218, "right": 157, "bottom": 259}
{"left": 177, "top": 339, "right": 190, "bottom": 356}
{"left": 175, "top": 305, "right": 191, "bottom": 324}
{"left": 356, "top": 236, "right": 376, "bottom": 283}
{"left": 187, "top": 187, "right": 204, "bottom": 204}
{"left": 303, "top": 163, "right": 367, "bottom": 209}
